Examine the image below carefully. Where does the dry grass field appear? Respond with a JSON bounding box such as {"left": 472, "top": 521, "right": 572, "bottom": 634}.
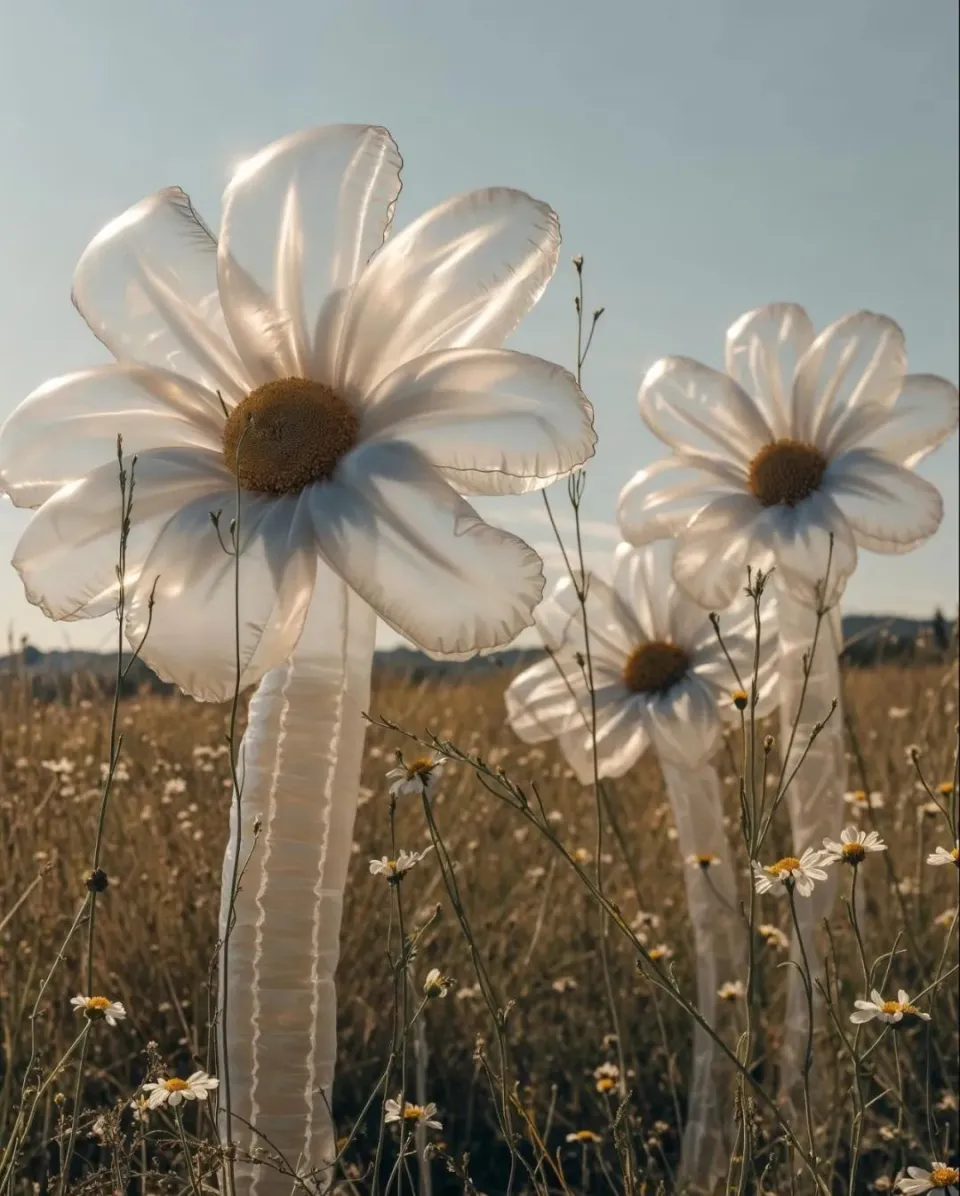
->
{"left": 1, "top": 653, "right": 957, "bottom": 1194}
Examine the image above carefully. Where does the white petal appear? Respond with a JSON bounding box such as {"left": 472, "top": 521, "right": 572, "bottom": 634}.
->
{"left": 336, "top": 189, "right": 560, "bottom": 397}
{"left": 672, "top": 494, "right": 770, "bottom": 611}
{"left": 0, "top": 365, "right": 225, "bottom": 509}
{"left": 611, "top": 540, "right": 677, "bottom": 642}
{"left": 641, "top": 678, "right": 721, "bottom": 767}
{"left": 638, "top": 357, "right": 773, "bottom": 469}
{"left": 72, "top": 189, "right": 250, "bottom": 401}
{"left": 792, "top": 311, "right": 906, "bottom": 448}
{"left": 828, "top": 373, "right": 959, "bottom": 468}
{"left": 126, "top": 488, "right": 317, "bottom": 701}
{"left": 765, "top": 490, "right": 858, "bottom": 605}
{"left": 218, "top": 125, "right": 403, "bottom": 383}
{"left": 309, "top": 441, "right": 544, "bottom": 657}
{"left": 558, "top": 694, "right": 648, "bottom": 784}
{"left": 359, "top": 347, "right": 595, "bottom": 495}
{"left": 823, "top": 449, "right": 943, "bottom": 553}
{"left": 617, "top": 457, "right": 740, "bottom": 547}
{"left": 725, "top": 303, "right": 815, "bottom": 439}
{"left": 12, "top": 448, "right": 230, "bottom": 621}
{"left": 542, "top": 575, "right": 634, "bottom": 665}
{"left": 504, "top": 657, "right": 584, "bottom": 743}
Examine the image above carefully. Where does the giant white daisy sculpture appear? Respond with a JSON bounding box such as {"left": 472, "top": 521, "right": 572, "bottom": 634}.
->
{"left": 0, "top": 124, "right": 595, "bottom": 1194}
{"left": 618, "top": 302, "right": 958, "bottom": 1096}
{"left": 505, "top": 539, "right": 776, "bottom": 1187}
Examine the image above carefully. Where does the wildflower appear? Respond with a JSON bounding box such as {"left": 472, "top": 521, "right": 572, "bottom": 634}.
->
{"left": 934, "top": 908, "right": 957, "bottom": 929}
{"left": 572, "top": 846, "right": 592, "bottom": 863}
{"left": 70, "top": 995, "right": 126, "bottom": 1026}
{"left": 551, "top": 976, "right": 578, "bottom": 993}
{"left": 647, "top": 943, "right": 674, "bottom": 962}
{"left": 384, "top": 1095, "right": 442, "bottom": 1130}
{"left": 369, "top": 846, "right": 433, "bottom": 882}
{"left": 164, "top": 777, "right": 187, "bottom": 796}
{"left": 821, "top": 826, "right": 887, "bottom": 866}
{"left": 927, "top": 843, "right": 960, "bottom": 868}
{"left": 905, "top": 744, "right": 922, "bottom": 763}
{"left": 758, "top": 923, "right": 789, "bottom": 950}
{"left": 687, "top": 852, "right": 722, "bottom": 870}
{"left": 423, "top": 968, "right": 453, "bottom": 999}
{"left": 593, "top": 1061, "right": 620, "bottom": 1081}
{"left": 142, "top": 1070, "right": 219, "bottom": 1109}
{"left": 595, "top": 1075, "right": 617, "bottom": 1094}
{"left": 850, "top": 989, "right": 931, "bottom": 1027}
{"left": 844, "top": 789, "right": 884, "bottom": 811}
{"left": 387, "top": 754, "right": 445, "bottom": 799}
{"left": 731, "top": 689, "right": 749, "bottom": 711}
{"left": 718, "top": 981, "right": 745, "bottom": 1001}
{"left": 896, "top": 1163, "right": 959, "bottom": 1193}
{"left": 566, "top": 1129, "right": 602, "bottom": 1144}
{"left": 888, "top": 707, "right": 910, "bottom": 721}
{"left": 936, "top": 781, "right": 955, "bottom": 798}
{"left": 753, "top": 848, "right": 827, "bottom": 897}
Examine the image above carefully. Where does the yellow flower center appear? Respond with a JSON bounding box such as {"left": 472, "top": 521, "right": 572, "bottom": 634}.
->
{"left": 164, "top": 1078, "right": 190, "bottom": 1092}
{"left": 930, "top": 1166, "right": 959, "bottom": 1187}
{"left": 748, "top": 439, "right": 828, "bottom": 508}
{"left": 402, "top": 1104, "right": 425, "bottom": 1120}
{"left": 851, "top": 790, "right": 868, "bottom": 804}
{"left": 622, "top": 641, "right": 689, "bottom": 695}
{"left": 768, "top": 857, "right": 801, "bottom": 876}
{"left": 937, "top": 782, "right": 954, "bottom": 796}
{"left": 386, "top": 860, "right": 397, "bottom": 871}
{"left": 223, "top": 378, "right": 359, "bottom": 495}
{"left": 696, "top": 854, "right": 717, "bottom": 868}
{"left": 86, "top": 996, "right": 111, "bottom": 1010}
{"left": 841, "top": 843, "right": 866, "bottom": 864}
{"left": 407, "top": 757, "right": 435, "bottom": 778}
{"left": 596, "top": 1077, "right": 616, "bottom": 1093}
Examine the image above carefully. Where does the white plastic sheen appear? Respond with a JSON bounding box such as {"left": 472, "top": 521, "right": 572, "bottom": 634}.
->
{"left": 661, "top": 760, "right": 744, "bottom": 1187}
{"left": 775, "top": 586, "right": 846, "bottom": 1100}
{"left": 217, "top": 574, "right": 376, "bottom": 1196}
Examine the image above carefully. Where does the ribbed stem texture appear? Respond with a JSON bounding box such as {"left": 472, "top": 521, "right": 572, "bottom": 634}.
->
{"left": 217, "top": 577, "right": 376, "bottom": 1196}
{"left": 776, "top": 589, "right": 845, "bottom": 1103}
{"left": 661, "top": 760, "right": 744, "bottom": 1188}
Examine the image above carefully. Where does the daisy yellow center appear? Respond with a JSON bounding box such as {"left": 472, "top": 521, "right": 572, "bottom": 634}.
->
{"left": 930, "top": 1167, "right": 959, "bottom": 1187}
{"left": 748, "top": 439, "right": 828, "bottom": 508}
{"left": 880, "top": 999, "right": 919, "bottom": 1017}
{"left": 408, "top": 757, "right": 435, "bottom": 778}
{"left": 852, "top": 790, "right": 868, "bottom": 804}
{"left": 164, "top": 1078, "right": 190, "bottom": 1092}
{"left": 402, "top": 1104, "right": 425, "bottom": 1120}
{"left": 86, "top": 996, "right": 111, "bottom": 1010}
{"left": 596, "top": 1077, "right": 616, "bottom": 1092}
{"left": 223, "top": 378, "right": 359, "bottom": 495}
{"left": 841, "top": 843, "right": 866, "bottom": 863}
{"left": 769, "top": 856, "right": 801, "bottom": 876}
{"left": 696, "top": 854, "right": 717, "bottom": 868}
{"left": 623, "top": 641, "right": 689, "bottom": 695}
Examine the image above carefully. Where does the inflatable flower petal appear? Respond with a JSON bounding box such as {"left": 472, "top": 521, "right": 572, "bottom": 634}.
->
{"left": 506, "top": 538, "right": 777, "bottom": 779}
{"left": 0, "top": 124, "right": 595, "bottom": 701}
{"left": 619, "top": 304, "right": 957, "bottom": 609}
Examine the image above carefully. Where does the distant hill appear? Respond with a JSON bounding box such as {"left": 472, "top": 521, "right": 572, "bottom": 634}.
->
{"left": 0, "top": 613, "right": 953, "bottom": 697}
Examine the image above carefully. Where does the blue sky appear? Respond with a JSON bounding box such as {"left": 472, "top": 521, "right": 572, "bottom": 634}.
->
{"left": 0, "top": 0, "right": 957, "bottom": 654}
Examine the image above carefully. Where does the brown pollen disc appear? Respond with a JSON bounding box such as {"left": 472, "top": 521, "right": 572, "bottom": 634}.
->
{"left": 748, "top": 439, "right": 828, "bottom": 508}
{"left": 223, "top": 378, "right": 359, "bottom": 495}
{"left": 622, "top": 641, "right": 690, "bottom": 695}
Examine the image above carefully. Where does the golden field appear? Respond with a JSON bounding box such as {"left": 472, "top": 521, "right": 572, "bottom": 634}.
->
{"left": 1, "top": 656, "right": 957, "bottom": 1195}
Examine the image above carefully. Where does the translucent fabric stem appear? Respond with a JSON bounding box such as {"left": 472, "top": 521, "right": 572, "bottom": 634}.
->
{"left": 776, "top": 588, "right": 846, "bottom": 1099}
{"left": 217, "top": 576, "right": 376, "bottom": 1196}
{"left": 660, "top": 760, "right": 744, "bottom": 1189}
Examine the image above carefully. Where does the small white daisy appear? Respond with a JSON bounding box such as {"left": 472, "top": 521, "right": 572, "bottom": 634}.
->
{"left": 850, "top": 989, "right": 931, "bottom": 1027}
{"left": 141, "top": 1070, "right": 219, "bottom": 1109}
{"left": 369, "top": 846, "right": 433, "bottom": 882}
{"left": 384, "top": 1095, "right": 442, "bottom": 1130}
{"left": 566, "top": 1129, "right": 603, "bottom": 1144}
{"left": 718, "top": 980, "right": 745, "bottom": 1001}
{"left": 844, "top": 789, "right": 885, "bottom": 812}
{"left": 386, "top": 754, "right": 445, "bottom": 799}
{"left": 686, "top": 852, "right": 722, "bottom": 870}
{"left": 896, "top": 1162, "right": 959, "bottom": 1193}
{"left": 821, "top": 826, "right": 888, "bottom": 867}
{"left": 752, "top": 848, "right": 827, "bottom": 898}
{"left": 757, "top": 923, "right": 790, "bottom": 950}
{"left": 423, "top": 968, "right": 453, "bottom": 999}
{"left": 70, "top": 994, "right": 126, "bottom": 1026}
{"left": 927, "top": 843, "right": 960, "bottom": 868}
